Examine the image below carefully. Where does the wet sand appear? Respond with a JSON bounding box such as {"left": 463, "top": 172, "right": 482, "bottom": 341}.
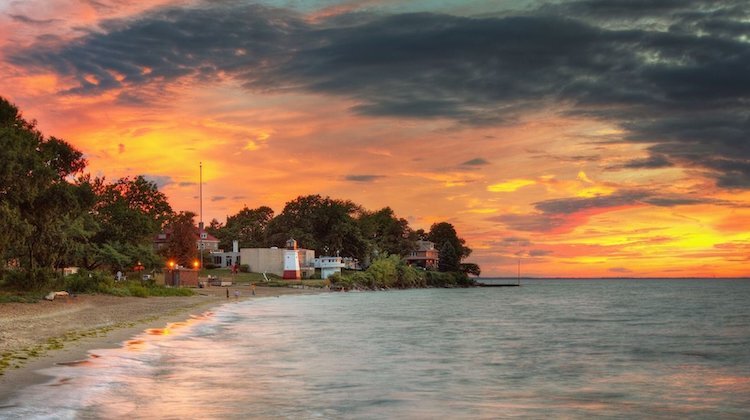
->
{"left": 0, "top": 285, "right": 321, "bottom": 398}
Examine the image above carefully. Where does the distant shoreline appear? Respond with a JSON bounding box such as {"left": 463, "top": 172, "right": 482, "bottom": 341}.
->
{"left": 475, "top": 277, "right": 750, "bottom": 280}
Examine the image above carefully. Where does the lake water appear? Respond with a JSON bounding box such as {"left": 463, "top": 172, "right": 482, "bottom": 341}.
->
{"left": 2, "top": 280, "right": 750, "bottom": 419}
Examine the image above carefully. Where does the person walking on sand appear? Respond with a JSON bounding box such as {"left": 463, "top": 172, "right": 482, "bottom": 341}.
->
{"left": 251, "top": 283, "right": 256, "bottom": 296}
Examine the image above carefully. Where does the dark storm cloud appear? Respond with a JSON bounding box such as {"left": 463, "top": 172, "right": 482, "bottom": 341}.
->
{"left": 500, "top": 237, "right": 531, "bottom": 247}
{"left": 534, "top": 190, "right": 732, "bottom": 215}
{"left": 533, "top": 190, "right": 649, "bottom": 215}
{"left": 144, "top": 174, "right": 173, "bottom": 188}
{"left": 344, "top": 174, "right": 385, "bottom": 182}
{"left": 529, "top": 249, "right": 553, "bottom": 257}
{"left": 492, "top": 189, "right": 736, "bottom": 232}
{"left": 545, "top": 0, "right": 704, "bottom": 20}
{"left": 9, "top": 14, "right": 60, "bottom": 25}
{"left": 611, "top": 154, "right": 673, "bottom": 170}
{"left": 461, "top": 158, "right": 490, "bottom": 166}
{"left": 9, "top": 1, "right": 750, "bottom": 188}
{"left": 489, "top": 213, "right": 566, "bottom": 233}
{"left": 10, "top": 4, "right": 305, "bottom": 95}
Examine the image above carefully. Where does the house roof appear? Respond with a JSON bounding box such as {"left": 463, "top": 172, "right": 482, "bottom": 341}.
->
{"left": 154, "top": 227, "right": 220, "bottom": 243}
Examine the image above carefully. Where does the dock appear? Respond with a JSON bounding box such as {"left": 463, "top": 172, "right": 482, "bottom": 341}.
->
{"left": 477, "top": 282, "right": 521, "bottom": 287}
{"left": 475, "top": 277, "right": 521, "bottom": 287}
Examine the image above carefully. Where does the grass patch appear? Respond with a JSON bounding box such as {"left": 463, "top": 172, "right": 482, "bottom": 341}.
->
{"left": 0, "top": 291, "right": 44, "bottom": 303}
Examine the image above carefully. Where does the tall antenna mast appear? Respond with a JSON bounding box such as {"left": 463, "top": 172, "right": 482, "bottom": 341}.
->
{"left": 199, "top": 162, "right": 203, "bottom": 270}
{"left": 200, "top": 161, "right": 203, "bottom": 226}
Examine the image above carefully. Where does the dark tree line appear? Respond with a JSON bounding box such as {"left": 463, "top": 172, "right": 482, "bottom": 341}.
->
{"left": 0, "top": 97, "right": 175, "bottom": 289}
{"left": 207, "top": 194, "right": 479, "bottom": 274}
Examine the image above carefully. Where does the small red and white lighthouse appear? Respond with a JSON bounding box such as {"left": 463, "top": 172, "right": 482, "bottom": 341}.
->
{"left": 282, "top": 238, "right": 301, "bottom": 280}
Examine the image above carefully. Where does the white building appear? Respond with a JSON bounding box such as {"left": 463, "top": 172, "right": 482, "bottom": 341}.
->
{"left": 210, "top": 240, "right": 241, "bottom": 268}
{"left": 314, "top": 256, "right": 345, "bottom": 279}
{"left": 240, "top": 245, "right": 315, "bottom": 278}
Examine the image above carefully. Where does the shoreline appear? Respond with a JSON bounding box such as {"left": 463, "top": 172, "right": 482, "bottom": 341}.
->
{"left": 0, "top": 285, "right": 322, "bottom": 399}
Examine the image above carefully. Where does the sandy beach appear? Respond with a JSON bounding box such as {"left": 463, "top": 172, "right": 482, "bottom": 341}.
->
{"left": 0, "top": 285, "right": 321, "bottom": 398}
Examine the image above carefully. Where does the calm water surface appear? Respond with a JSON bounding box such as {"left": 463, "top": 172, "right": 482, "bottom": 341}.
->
{"left": 2, "top": 279, "right": 750, "bottom": 419}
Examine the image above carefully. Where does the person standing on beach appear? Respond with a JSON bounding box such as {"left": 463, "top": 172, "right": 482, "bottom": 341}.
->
{"left": 234, "top": 290, "right": 240, "bottom": 300}
{"left": 226, "top": 288, "right": 229, "bottom": 299}
{"left": 251, "top": 283, "right": 256, "bottom": 296}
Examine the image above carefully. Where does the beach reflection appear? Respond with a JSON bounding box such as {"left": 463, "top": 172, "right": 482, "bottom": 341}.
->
{"left": 124, "top": 338, "right": 146, "bottom": 351}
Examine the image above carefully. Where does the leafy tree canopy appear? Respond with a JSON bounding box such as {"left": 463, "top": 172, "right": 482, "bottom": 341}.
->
{"left": 266, "top": 195, "right": 368, "bottom": 259}
{"left": 73, "top": 175, "right": 173, "bottom": 270}
{"left": 216, "top": 205, "right": 274, "bottom": 250}
{"left": 1, "top": 96, "right": 176, "bottom": 288}
{"left": 357, "top": 207, "right": 416, "bottom": 259}
{"left": 438, "top": 241, "right": 460, "bottom": 273}
{"left": 428, "top": 222, "right": 472, "bottom": 261}
{"left": 0, "top": 96, "right": 90, "bottom": 288}
{"left": 161, "top": 211, "right": 198, "bottom": 267}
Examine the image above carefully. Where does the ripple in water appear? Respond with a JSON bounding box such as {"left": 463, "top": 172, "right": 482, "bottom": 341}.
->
{"left": 1, "top": 280, "right": 750, "bottom": 419}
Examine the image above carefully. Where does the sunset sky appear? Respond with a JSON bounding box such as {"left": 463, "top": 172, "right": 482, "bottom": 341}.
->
{"left": 2, "top": 0, "right": 749, "bottom": 277}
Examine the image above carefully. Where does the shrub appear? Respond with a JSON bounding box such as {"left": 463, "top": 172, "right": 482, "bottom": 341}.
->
{"left": 424, "top": 271, "right": 474, "bottom": 288}
{"left": 350, "top": 271, "right": 374, "bottom": 289}
{"left": 0, "top": 291, "right": 44, "bottom": 303}
{"left": 239, "top": 264, "right": 250, "bottom": 273}
{"left": 4, "top": 268, "right": 57, "bottom": 291}
{"left": 396, "top": 261, "right": 425, "bottom": 288}
{"left": 126, "top": 283, "right": 148, "bottom": 298}
{"left": 367, "top": 256, "right": 399, "bottom": 288}
{"left": 453, "top": 272, "right": 475, "bottom": 287}
{"left": 140, "top": 284, "right": 194, "bottom": 297}
{"left": 425, "top": 271, "right": 453, "bottom": 287}
{"left": 64, "top": 270, "right": 113, "bottom": 293}
{"left": 328, "top": 272, "right": 355, "bottom": 289}
{"left": 97, "top": 284, "right": 130, "bottom": 296}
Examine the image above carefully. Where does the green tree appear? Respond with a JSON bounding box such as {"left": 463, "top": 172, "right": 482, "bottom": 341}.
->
{"left": 266, "top": 195, "right": 368, "bottom": 259}
{"left": 427, "top": 222, "right": 472, "bottom": 260}
{"left": 206, "top": 218, "right": 224, "bottom": 239}
{"left": 460, "top": 262, "right": 481, "bottom": 276}
{"left": 357, "top": 207, "right": 416, "bottom": 261}
{"left": 0, "top": 97, "right": 91, "bottom": 289}
{"left": 438, "top": 241, "right": 460, "bottom": 272}
{"left": 75, "top": 175, "right": 173, "bottom": 270}
{"left": 218, "top": 205, "right": 274, "bottom": 249}
{"left": 161, "top": 211, "right": 198, "bottom": 267}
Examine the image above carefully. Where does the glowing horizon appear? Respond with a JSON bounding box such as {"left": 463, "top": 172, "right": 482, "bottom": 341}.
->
{"left": 2, "top": 0, "right": 749, "bottom": 277}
